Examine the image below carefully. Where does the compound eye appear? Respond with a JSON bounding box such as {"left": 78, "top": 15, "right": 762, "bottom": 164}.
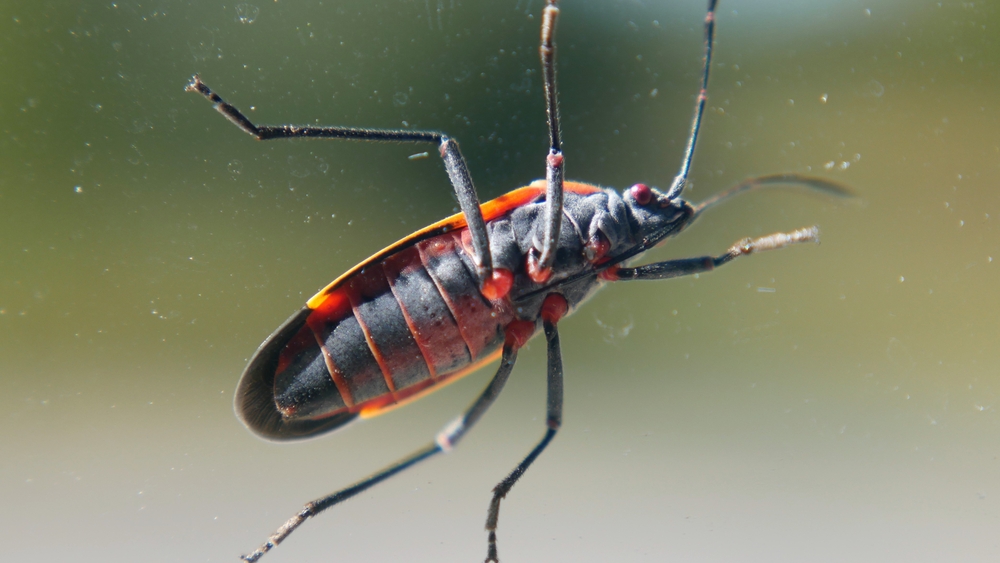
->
{"left": 629, "top": 183, "right": 653, "bottom": 206}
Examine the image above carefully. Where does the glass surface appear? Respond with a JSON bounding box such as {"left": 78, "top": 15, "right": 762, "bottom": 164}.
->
{"left": 1, "top": 1, "right": 997, "bottom": 562}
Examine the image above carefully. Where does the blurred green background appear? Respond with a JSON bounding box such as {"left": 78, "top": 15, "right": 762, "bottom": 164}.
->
{"left": 1, "top": 1, "right": 997, "bottom": 562}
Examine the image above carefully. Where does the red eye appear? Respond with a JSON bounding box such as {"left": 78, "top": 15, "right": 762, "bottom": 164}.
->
{"left": 629, "top": 183, "right": 653, "bottom": 205}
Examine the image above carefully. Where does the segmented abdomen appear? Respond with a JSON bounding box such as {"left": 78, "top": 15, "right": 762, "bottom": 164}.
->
{"left": 273, "top": 232, "right": 513, "bottom": 420}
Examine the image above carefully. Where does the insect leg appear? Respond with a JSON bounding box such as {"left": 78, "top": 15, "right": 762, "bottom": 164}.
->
{"left": 607, "top": 226, "right": 821, "bottom": 282}
{"left": 240, "top": 343, "right": 519, "bottom": 563}
{"left": 484, "top": 297, "right": 566, "bottom": 563}
{"left": 184, "top": 76, "right": 493, "bottom": 281}
{"left": 534, "top": 0, "right": 565, "bottom": 277}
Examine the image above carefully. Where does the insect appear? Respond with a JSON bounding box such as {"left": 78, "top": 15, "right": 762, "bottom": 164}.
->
{"left": 187, "top": 0, "right": 848, "bottom": 561}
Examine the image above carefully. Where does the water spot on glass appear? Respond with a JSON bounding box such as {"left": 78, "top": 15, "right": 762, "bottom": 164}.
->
{"left": 593, "top": 315, "right": 634, "bottom": 344}
{"left": 235, "top": 4, "right": 259, "bottom": 25}
{"left": 867, "top": 79, "right": 885, "bottom": 98}
{"left": 73, "top": 186, "right": 83, "bottom": 193}
{"left": 111, "top": 41, "right": 123, "bottom": 52}
{"left": 127, "top": 144, "right": 144, "bottom": 165}
{"left": 317, "top": 162, "right": 329, "bottom": 174}
{"left": 131, "top": 118, "right": 152, "bottom": 134}
{"left": 189, "top": 28, "right": 217, "bottom": 62}
{"left": 228, "top": 160, "right": 243, "bottom": 176}
{"left": 819, "top": 93, "right": 828, "bottom": 103}
{"left": 393, "top": 92, "right": 409, "bottom": 107}
{"left": 287, "top": 156, "right": 310, "bottom": 178}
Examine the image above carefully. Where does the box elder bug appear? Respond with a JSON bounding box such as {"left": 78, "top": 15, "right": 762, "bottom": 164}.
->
{"left": 187, "top": 0, "right": 850, "bottom": 560}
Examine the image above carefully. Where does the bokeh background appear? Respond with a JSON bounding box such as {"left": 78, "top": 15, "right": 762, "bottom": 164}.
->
{"left": 2, "top": 0, "right": 997, "bottom": 561}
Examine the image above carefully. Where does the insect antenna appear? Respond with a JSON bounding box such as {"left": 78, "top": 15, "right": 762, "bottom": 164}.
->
{"left": 664, "top": 0, "right": 719, "bottom": 200}
{"left": 691, "top": 173, "right": 854, "bottom": 222}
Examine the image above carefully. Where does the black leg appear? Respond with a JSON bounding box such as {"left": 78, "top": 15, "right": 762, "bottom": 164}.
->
{"left": 484, "top": 320, "right": 563, "bottom": 563}
{"left": 611, "top": 226, "right": 820, "bottom": 282}
{"left": 184, "top": 75, "right": 494, "bottom": 281}
{"left": 240, "top": 344, "right": 520, "bottom": 563}
{"left": 534, "top": 0, "right": 565, "bottom": 276}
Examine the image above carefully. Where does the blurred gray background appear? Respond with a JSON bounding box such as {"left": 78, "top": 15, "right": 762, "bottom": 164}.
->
{"left": 1, "top": 0, "right": 997, "bottom": 561}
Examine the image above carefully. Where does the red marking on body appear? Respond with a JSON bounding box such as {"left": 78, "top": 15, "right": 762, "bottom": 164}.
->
{"left": 275, "top": 325, "right": 317, "bottom": 375}
{"left": 481, "top": 268, "right": 513, "bottom": 300}
{"left": 504, "top": 320, "right": 537, "bottom": 350}
{"left": 547, "top": 152, "right": 564, "bottom": 168}
{"left": 585, "top": 232, "right": 610, "bottom": 263}
{"left": 629, "top": 183, "right": 653, "bottom": 205}
{"left": 426, "top": 238, "right": 449, "bottom": 256}
{"left": 310, "top": 288, "right": 353, "bottom": 320}
{"left": 527, "top": 254, "right": 552, "bottom": 284}
{"left": 477, "top": 181, "right": 601, "bottom": 226}
{"left": 459, "top": 229, "right": 474, "bottom": 258}
{"left": 598, "top": 265, "right": 620, "bottom": 281}
{"left": 540, "top": 294, "right": 568, "bottom": 324}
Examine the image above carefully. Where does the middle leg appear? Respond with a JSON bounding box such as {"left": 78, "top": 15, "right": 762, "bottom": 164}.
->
{"left": 485, "top": 294, "right": 567, "bottom": 563}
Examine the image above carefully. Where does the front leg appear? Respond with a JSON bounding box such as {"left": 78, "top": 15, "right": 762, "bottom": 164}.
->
{"left": 604, "top": 226, "right": 820, "bottom": 282}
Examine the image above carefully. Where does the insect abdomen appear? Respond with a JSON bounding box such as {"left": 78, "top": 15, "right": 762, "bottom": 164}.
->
{"left": 272, "top": 231, "right": 511, "bottom": 422}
